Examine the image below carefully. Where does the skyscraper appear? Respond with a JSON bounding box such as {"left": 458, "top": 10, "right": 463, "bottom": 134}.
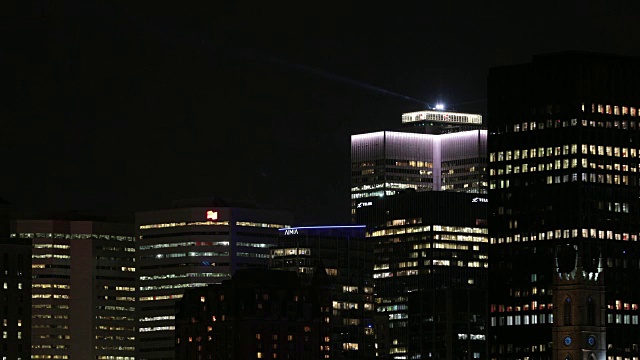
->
{"left": 488, "top": 52, "right": 640, "bottom": 360}
{"left": 12, "top": 219, "right": 135, "bottom": 360}
{"left": 357, "top": 191, "right": 488, "bottom": 360}
{"left": 270, "top": 225, "right": 376, "bottom": 359}
{"left": 351, "top": 109, "right": 487, "bottom": 222}
{"left": 135, "top": 198, "right": 291, "bottom": 359}
{"left": 352, "top": 108, "right": 489, "bottom": 359}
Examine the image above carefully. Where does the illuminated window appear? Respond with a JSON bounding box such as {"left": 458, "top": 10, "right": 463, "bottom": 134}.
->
{"left": 343, "top": 343, "right": 359, "bottom": 351}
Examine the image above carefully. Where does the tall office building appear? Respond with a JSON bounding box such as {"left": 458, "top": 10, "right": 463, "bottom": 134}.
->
{"left": 0, "top": 200, "right": 31, "bottom": 360}
{"left": 488, "top": 52, "right": 640, "bottom": 360}
{"left": 11, "top": 219, "right": 135, "bottom": 360}
{"left": 135, "top": 198, "right": 291, "bottom": 360}
{"left": 351, "top": 108, "right": 489, "bottom": 359}
{"left": 356, "top": 191, "right": 488, "bottom": 360}
{"left": 351, "top": 109, "right": 487, "bottom": 221}
{"left": 270, "top": 225, "right": 376, "bottom": 359}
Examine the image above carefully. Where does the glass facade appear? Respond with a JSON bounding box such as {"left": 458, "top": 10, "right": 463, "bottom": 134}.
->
{"left": 271, "top": 226, "right": 376, "bottom": 359}
{"left": 12, "top": 220, "right": 135, "bottom": 360}
{"left": 357, "top": 191, "right": 488, "bottom": 359}
{"left": 351, "top": 114, "right": 487, "bottom": 222}
{"left": 135, "top": 205, "right": 291, "bottom": 360}
{"left": 488, "top": 52, "right": 640, "bottom": 360}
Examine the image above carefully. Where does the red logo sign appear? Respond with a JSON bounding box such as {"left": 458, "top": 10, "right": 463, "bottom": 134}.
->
{"left": 206, "top": 210, "right": 218, "bottom": 221}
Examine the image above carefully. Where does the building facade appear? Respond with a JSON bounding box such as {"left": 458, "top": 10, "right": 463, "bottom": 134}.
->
{"left": 135, "top": 200, "right": 291, "bottom": 359}
{"left": 0, "top": 200, "right": 31, "bottom": 360}
{"left": 356, "top": 191, "right": 488, "bottom": 360}
{"left": 175, "top": 269, "right": 330, "bottom": 360}
{"left": 351, "top": 110, "right": 487, "bottom": 222}
{"left": 270, "top": 225, "right": 376, "bottom": 359}
{"left": 488, "top": 52, "right": 640, "bottom": 360}
{"left": 11, "top": 219, "right": 135, "bottom": 360}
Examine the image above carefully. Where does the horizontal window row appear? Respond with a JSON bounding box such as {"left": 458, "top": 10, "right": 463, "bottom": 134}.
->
{"left": 139, "top": 241, "right": 229, "bottom": 250}
{"left": 139, "top": 252, "right": 229, "bottom": 260}
{"left": 491, "top": 160, "right": 638, "bottom": 176}
{"left": 491, "top": 228, "right": 639, "bottom": 244}
{"left": 491, "top": 145, "right": 639, "bottom": 162}
{"left": 12, "top": 233, "right": 133, "bottom": 241}
{"left": 139, "top": 283, "right": 209, "bottom": 292}
{"left": 491, "top": 313, "right": 552, "bottom": 326}
{"left": 491, "top": 173, "right": 635, "bottom": 189}
{"left": 139, "top": 221, "right": 290, "bottom": 230}
{"left": 139, "top": 272, "right": 228, "bottom": 281}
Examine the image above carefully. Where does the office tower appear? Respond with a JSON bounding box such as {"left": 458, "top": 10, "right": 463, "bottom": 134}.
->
{"left": 356, "top": 191, "right": 488, "bottom": 360}
{"left": 0, "top": 199, "right": 31, "bottom": 360}
{"left": 351, "top": 109, "right": 487, "bottom": 222}
{"left": 270, "top": 225, "right": 376, "bottom": 359}
{"left": 11, "top": 219, "right": 135, "bottom": 360}
{"left": 488, "top": 52, "right": 640, "bottom": 360}
{"left": 175, "top": 269, "right": 330, "bottom": 360}
{"left": 135, "top": 198, "right": 291, "bottom": 360}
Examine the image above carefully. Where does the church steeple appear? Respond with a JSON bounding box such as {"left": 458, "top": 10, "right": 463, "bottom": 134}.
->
{"left": 552, "top": 244, "right": 606, "bottom": 360}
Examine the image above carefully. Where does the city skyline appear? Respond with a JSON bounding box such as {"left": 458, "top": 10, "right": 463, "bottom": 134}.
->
{"left": 5, "top": 4, "right": 640, "bottom": 224}
{"left": 4, "top": 8, "right": 640, "bottom": 358}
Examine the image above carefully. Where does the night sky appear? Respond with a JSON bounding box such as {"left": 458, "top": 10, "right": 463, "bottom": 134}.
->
{"left": 4, "top": 3, "right": 640, "bottom": 224}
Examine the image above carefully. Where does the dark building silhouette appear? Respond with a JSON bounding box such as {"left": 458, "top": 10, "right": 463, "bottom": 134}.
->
{"left": 0, "top": 198, "right": 9, "bottom": 238}
{"left": 356, "top": 191, "right": 488, "bottom": 360}
{"left": 175, "top": 269, "right": 330, "bottom": 360}
{"left": 270, "top": 225, "right": 376, "bottom": 359}
{"left": 488, "top": 52, "right": 640, "bottom": 360}
{"left": 408, "top": 288, "right": 487, "bottom": 360}
{"left": 0, "top": 199, "right": 31, "bottom": 360}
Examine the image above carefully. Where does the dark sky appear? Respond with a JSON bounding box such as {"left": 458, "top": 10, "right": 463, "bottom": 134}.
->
{"left": 4, "top": 2, "right": 640, "bottom": 224}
